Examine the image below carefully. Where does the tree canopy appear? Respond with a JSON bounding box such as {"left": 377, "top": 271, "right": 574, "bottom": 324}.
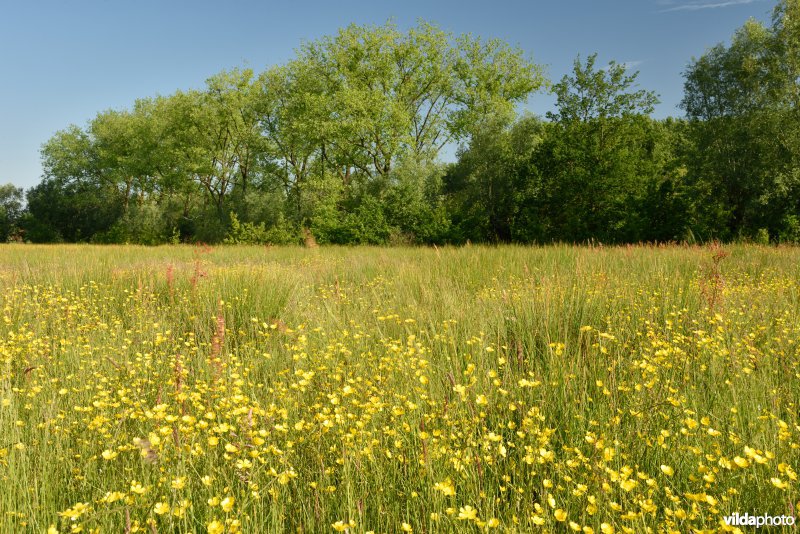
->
{"left": 8, "top": 4, "right": 800, "bottom": 245}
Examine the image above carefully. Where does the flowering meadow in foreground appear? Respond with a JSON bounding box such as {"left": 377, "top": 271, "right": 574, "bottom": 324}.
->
{"left": 0, "top": 244, "right": 799, "bottom": 533}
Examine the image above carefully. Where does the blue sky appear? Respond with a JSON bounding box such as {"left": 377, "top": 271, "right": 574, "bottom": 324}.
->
{"left": 0, "top": 0, "right": 775, "bottom": 189}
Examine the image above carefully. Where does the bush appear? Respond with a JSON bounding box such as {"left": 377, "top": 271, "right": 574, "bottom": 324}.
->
{"left": 778, "top": 214, "right": 800, "bottom": 244}
{"left": 755, "top": 228, "right": 771, "bottom": 245}
{"left": 224, "top": 212, "right": 298, "bottom": 245}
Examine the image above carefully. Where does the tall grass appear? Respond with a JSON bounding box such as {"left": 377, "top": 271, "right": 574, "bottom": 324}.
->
{"left": 0, "top": 243, "right": 799, "bottom": 532}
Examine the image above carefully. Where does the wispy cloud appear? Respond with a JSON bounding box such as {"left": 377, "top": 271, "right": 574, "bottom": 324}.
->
{"left": 658, "top": 0, "right": 762, "bottom": 12}
{"left": 622, "top": 60, "right": 645, "bottom": 70}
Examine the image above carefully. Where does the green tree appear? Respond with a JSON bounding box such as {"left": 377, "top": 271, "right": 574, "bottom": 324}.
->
{"left": 298, "top": 21, "right": 544, "bottom": 179}
{"left": 682, "top": 20, "right": 777, "bottom": 238}
{"left": 256, "top": 62, "right": 329, "bottom": 226}
{"left": 444, "top": 115, "right": 547, "bottom": 242}
{"left": 31, "top": 21, "right": 544, "bottom": 244}
{"left": 142, "top": 70, "right": 272, "bottom": 241}
{"left": 535, "top": 54, "right": 661, "bottom": 242}
{"left": 681, "top": 3, "right": 800, "bottom": 241}
{"left": 24, "top": 176, "right": 124, "bottom": 243}
{"left": 33, "top": 126, "right": 126, "bottom": 241}
{"left": 160, "top": 85, "right": 248, "bottom": 217}
{"left": 255, "top": 20, "right": 545, "bottom": 242}
{"left": 0, "top": 184, "right": 24, "bottom": 241}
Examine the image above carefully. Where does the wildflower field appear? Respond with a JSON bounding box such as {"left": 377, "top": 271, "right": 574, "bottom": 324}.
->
{"left": 1, "top": 244, "right": 799, "bottom": 533}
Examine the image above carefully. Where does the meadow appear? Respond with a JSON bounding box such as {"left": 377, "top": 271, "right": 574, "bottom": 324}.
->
{"left": 0, "top": 243, "right": 798, "bottom": 533}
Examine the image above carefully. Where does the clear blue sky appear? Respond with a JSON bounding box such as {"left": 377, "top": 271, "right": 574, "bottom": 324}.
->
{"left": 0, "top": 0, "right": 775, "bottom": 190}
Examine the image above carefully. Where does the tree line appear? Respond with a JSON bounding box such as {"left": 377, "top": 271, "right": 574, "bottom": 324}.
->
{"left": 2, "top": 1, "right": 799, "bottom": 245}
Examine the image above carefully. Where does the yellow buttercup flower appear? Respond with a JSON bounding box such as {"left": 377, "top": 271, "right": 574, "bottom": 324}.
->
{"left": 771, "top": 477, "right": 788, "bottom": 489}
{"left": 733, "top": 456, "right": 750, "bottom": 468}
{"left": 458, "top": 505, "right": 478, "bottom": 521}
{"left": 220, "top": 496, "right": 235, "bottom": 513}
{"left": 433, "top": 479, "right": 456, "bottom": 496}
{"left": 332, "top": 519, "right": 356, "bottom": 532}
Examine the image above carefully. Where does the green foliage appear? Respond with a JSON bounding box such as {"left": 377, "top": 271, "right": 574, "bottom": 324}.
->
{"left": 444, "top": 57, "right": 681, "bottom": 244}
{"left": 549, "top": 54, "right": 659, "bottom": 123}
{"left": 538, "top": 55, "right": 663, "bottom": 242}
{"left": 18, "top": 5, "right": 800, "bottom": 246}
{"left": 96, "top": 201, "right": 174, "bottom": 245}
{"left": 224, "top": 212, "right": 270, "bottom": 245}
{"left": 27, "top": 20, "right": 542, "bottom": 246}
{"left": 445, "top": 115, "right": 547, "bottom": 242}
{"left": 381, "top": 159, "right": 451, "bottom": 243}
{"left": 778, "top": 213, "right": 800, "bottom": 243}
{"left": 755, "top": 227, "right": 771, "bottom": 245}
{"left": 23, "top": 176, "right": 124, "bottom": 243}
{"left": 224, "top": 212, "right": 297, "bottom": 245}
{"left": 0, "top": 184, "right": 24, "bottom": 242}
{"left": 310, "top": 195, "right": 390, "bottom": 245}
{"left": 681, "top": 3, "right": 800, "bottom": 240}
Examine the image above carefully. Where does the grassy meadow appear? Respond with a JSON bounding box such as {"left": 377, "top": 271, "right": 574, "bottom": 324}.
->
{"left": 1, "top": 243, "right": 799, "bottom": 533}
